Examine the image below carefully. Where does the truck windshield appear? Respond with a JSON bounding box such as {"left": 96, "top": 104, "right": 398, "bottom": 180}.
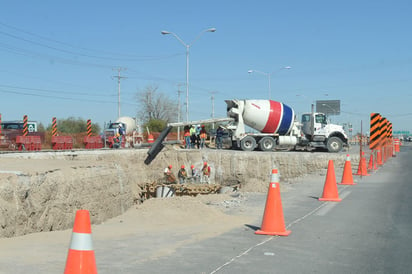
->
{"left": 109, "top": 123, "right": 121, "bottom": 129}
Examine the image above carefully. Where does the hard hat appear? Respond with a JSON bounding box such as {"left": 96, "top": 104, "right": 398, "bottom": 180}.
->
{"left": 181, "top": 165, "right": 185, "bottom": 169}
{"left": 203, "top": 162, "right": 207, "bottom": 165}
{"left": 168, "top": 165, "right": 172, "bottom": 169}
{"left": 190, "top": 165, "right": 194, "bottom": 169}
{"left": 118, "top": 124, "right": 122, "bottom": 127}
{"left": 116, "top": 133, "right": 120, "bottom": 137}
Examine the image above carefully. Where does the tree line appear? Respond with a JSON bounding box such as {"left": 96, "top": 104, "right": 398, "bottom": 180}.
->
{"left": 37, "top": 85, "right": 179, "bottom": 134}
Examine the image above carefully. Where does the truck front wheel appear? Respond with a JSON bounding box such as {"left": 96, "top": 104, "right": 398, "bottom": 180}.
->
{"left": 327, "top": 137, "right": 343, "bottom": 152}
{"left": 240, "top": 136, "right": 256, "bottom": 151}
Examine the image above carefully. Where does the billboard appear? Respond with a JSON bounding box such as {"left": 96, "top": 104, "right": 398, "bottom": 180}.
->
{"left": 316, "top": 100, "right": 340, "bottom": 115}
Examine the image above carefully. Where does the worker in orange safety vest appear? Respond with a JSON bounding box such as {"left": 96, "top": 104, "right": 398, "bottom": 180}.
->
{"left": 201, "top": 162, "right": 211, "bottom": 183}
{"left": 199, "top": 125, "right": 207, "bottom": 149}
{"left": 184, "top": 126, "right": 191, "bottom": 149}
{"left": 177, "top": 165, "right": 188, "bottom": 184}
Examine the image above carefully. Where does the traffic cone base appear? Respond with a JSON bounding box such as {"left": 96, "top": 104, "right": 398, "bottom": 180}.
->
{"left": 319, "top": 160, "right": 341, "bottom": 202}
{"left": 255, "top": 181, "right": 291, "bottom": 236}
{"left": 255, "top": 228, "right": 291, "bottom": 236}
{"left": 319, "top": 197, "right": 342, "bottom": 202}
{"left": 65, "top": 250, "right": 96, "bottom": 274}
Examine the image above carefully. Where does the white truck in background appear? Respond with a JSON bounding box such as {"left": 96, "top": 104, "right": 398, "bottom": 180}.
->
{"left": 104, "top": 116, "right": 143, "bottom": 148}
{"left": 225, "top": 99, "right": 348, "bottom": 152}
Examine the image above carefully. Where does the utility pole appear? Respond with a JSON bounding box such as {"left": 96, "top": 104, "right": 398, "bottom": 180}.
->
{"left": 112, "top": 67, "right": 127, "bottom": 119}
{"left": 210, "top": 91, "right": 217, "bottom": 129}
{"left": 177, "top": 83, "right": 184, "bottom": 140}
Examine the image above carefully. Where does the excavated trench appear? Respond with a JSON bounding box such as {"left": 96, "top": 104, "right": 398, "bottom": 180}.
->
{"left": 0, "top": 147, "right": 358, "bottom": 238}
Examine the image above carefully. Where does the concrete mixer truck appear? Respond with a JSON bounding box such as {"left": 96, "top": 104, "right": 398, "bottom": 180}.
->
{"left": 104, "top": 116, "right": 143, "bottom": 148}
{"left": 144, "top": 99, "right": 348, "bottom": 164}
{"left": 225, "top": 99, "right": 348, "bottom": 152}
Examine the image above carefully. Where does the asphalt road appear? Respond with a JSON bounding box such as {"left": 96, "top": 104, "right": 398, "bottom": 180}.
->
{"left": 131, "top": 144, "right": 412, "bottom": 274}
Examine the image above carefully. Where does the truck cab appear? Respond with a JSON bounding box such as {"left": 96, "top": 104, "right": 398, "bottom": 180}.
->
{"left": 106, "top": 122, "right": 126, "bottom": 135}
{"left": 301, "top": 112, "right": 348, "bottom": 152}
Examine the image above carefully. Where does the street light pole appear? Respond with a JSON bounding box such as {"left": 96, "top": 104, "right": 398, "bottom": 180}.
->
{"left": 185, "top": 44, "right": 189, "bottom": 122}
{"left": 161, "top": 28, "right": 216, "bottom": 122}
{"left": 248, "top": 66, "right": 291, "bottom": 100}
{"left": 112, "top": 67, "right": 127, "bottom": 119}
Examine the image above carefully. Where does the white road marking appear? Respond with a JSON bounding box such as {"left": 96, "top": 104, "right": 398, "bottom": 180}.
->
{"left": 315, "top": 190, "right": 351, "bottom": 216}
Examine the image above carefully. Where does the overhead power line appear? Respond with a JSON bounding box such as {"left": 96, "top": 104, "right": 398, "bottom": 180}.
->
{"left": 0, "top": 21, "right": 184, "bottom": 62}
{"left": 0, "top": 87, "right": 138, "bottom": 106}
{"left": 0, "top": 84, "right": 114, "bottom": 97}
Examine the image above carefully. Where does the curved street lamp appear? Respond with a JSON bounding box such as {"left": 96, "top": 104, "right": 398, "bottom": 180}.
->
{"left": 248, "top": 66, "right": 291, "bottom": 99}
{"left": 161, "top": 28, "right": 216, "bottom": 122}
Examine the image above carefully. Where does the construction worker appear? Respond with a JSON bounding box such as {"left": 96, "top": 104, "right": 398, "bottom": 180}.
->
{"left": 190, "top": 125, "right": 197, "bottom": 148}
{"left": 184, "top": 126, "right": 191, "bottom": 149}
{"left": 216, "top": 126, "right": 224, "bottom": 149}
{"left": 177, "top": 165, "right": 188, "bottom": 184}
{"left": 195, "top": 125, "right": 201, "bottom": 149}
{"left": 164, "top": 165, "right": 176, "bottom": 184}
{"left": 199, "top": 125, "right": 207, "bottom": 149}
{"left": 201, "top": 162, "right": 211, "bottom": 184}
{"left": 113, "top": 133, "right": 121, "bottom": 149}
{"left": 118, "top": 124, "right": 125, "bottom": 146}
{"left": 190, "top": 164, "right": 200, "bottom": 183}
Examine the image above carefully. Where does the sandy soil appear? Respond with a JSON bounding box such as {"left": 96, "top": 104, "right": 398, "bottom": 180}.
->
{"left": 0, "top": 190, "right": 263, "bottom": 273}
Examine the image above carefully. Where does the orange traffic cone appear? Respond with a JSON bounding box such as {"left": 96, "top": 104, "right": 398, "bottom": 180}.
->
{"left": 148, "top": 134, "right": 154, "bottom": 144}
{"left": 64, "top": 210, "right": 97, "bottom": 274}
{"left": 255, "top": 169, "right": 291, "bottom": 236}
{"left": 355, "top": 152, "right": 370, "bottom": 176}
{"left": 377, "top": 148, "right": 383, "bottom": 166}
{"left": 319, "top": 160, "right": 342, "bottom": 202}
{"left": 339, "top": 154, "right": 356, "bottom": 185}
{"left": 367, "top": 154, "right": 373, "bottom": 170}
{"left": 373, "top": 152, "right": 378, "bottom": 170}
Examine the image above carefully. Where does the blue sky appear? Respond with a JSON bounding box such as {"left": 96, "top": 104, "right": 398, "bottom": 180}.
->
{"left": 0, "top": 0, "right": 411, "bottom": 135}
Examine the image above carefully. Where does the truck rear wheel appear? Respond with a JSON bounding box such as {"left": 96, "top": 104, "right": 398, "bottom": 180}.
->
{"left": 240, "top": 136, "right": 256, "bottom": 151}
{"left": 259, "top": 137, "right": 275, "bottom": 151}
{"left": 327, "top": 137, "right": 343, "bottom": 152}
